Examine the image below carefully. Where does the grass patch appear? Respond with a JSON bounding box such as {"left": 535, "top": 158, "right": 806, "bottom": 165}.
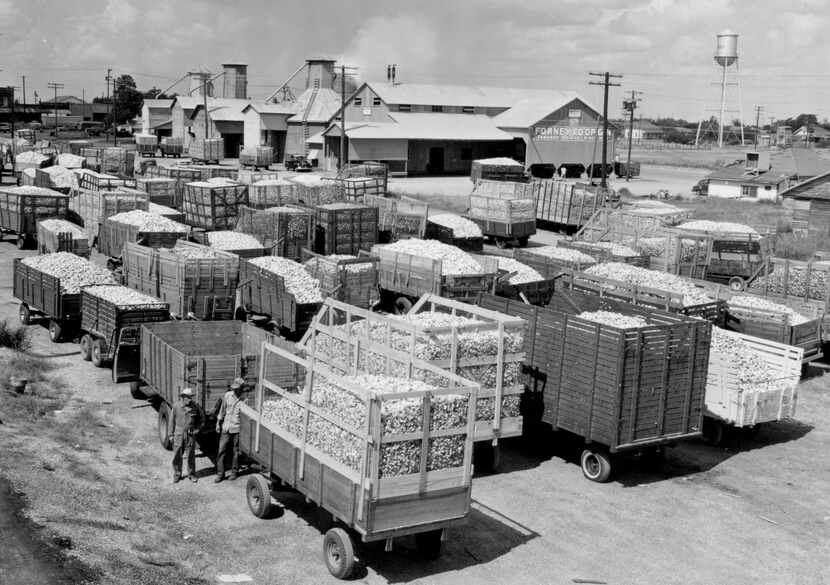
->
{"left": 0, "top": 350, "right": 69, "bottom": 422}
{"left": 0, "top": 319, "right": 32, "bottom": 351}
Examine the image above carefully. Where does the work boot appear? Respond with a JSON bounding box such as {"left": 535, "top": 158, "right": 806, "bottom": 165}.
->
{"left": 228, "top": 471, "right": 238, "bottom": 481}
{"left": 189, "top": 475, "right": 198, "bottom": 483}
{"left": 173, "top": 474, "right": 181, "bottom": 484}
{"left": 214, "top": 474, "right": 224, "bottom": 483}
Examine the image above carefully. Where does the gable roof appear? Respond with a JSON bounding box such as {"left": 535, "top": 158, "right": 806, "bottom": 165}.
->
{"left": 780, "top": 170, "right": 830, "bottom": 200}
{"left": 705, "top": 167, "right": 789, "bottom": 185}
{"left": 43, "top": 95, "right": 83, "bottom": 104}
{"left": 493, "top": 94, "right": 596, "bottom": 128}
{"left": 189, "top": 99, "right": 250, "bottom": 122}
{"left": 242, "top": 101, "right": 297, "bottom": 116}
{"left": 772, "top": 148, "right": 830, "bottom": 178}
{"left": 365, "top": 81, "right": 579, "bottom": 109}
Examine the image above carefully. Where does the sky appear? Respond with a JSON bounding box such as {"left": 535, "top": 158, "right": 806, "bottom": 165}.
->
{"left": 2, "top": 0, "right": 830, "bottom": 124}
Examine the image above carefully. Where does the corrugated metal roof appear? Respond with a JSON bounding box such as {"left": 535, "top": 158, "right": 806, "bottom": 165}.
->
{"left": 706, "top": 167, "right": 788, "bottom": 185}
{"left": 336, "top": 112, "right": 513, "bottom": 141}
{"left": 143, "top": 99, "right": 174, "bottom": 110}
{"left": 367, "top": 81, "right": 574, "bottom": 109}
{"left": 287, "top": 88, "right": 340, "bottom": 124}
{"left": 493, "top": 93, "right": 595, "bottom": 127}
{"left": 781, "top": 170, "right": 830, "bottom": 199}
{"left": 243, "top": 101, "right": 297, "bottom": 115}
{"left": 188, "top": 99, "right": 250, "bottom": 122}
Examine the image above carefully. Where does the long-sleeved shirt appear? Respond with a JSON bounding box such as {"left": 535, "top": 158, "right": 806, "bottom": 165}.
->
{"left": 217, "top": 390, "right": 243, "bottom": 434}
{"left": 170, "top": 399, "right": 204, "bottom": 439}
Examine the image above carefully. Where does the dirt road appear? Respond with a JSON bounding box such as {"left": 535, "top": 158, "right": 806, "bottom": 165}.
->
{"left": 1, "top": 231, "right": 830, "bottom": 584}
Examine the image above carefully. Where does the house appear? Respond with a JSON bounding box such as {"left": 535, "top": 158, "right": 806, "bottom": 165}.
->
{"left": 319, "top": 78, "right": 609, "bottom": 176}
{"left": 780, "top": 170, "right": 830, "bottom": 234}
{"left": 701, "top": 152, "right": 790, "bottom": 200}
{"left": 242, "top": 102, "right": 296, "bottom": 162}
{"left": 793, "top": 125, "right": 830, "bottom": 145}
{"left": 189, "top": 99, "right": 249, "bottom": 158}
{"left": 619, "top": 120, "right": 665, "bottom": 143}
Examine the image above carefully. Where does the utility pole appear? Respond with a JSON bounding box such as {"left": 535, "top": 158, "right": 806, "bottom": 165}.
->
{"left": 753, "top": 105, "right": 763, "bottom": 148}
{"left": 9, "top": 86, "right": 16, "bottom": 182}
{"left": 589, "top": 71, "right": 622, "bottom": 188}
{"left": 113, "top": 76, "right": 119, "bottom": 146}
{"left": 47, "top": 82, "right": 65, "bottom": 138}
{"left": 21, "top": 76, "right": 25, "bottom": 107}
{"left": 622, "top": 90, "right": 642, "bottom": 182}
{"left": 105, "top": 69, "right": 113, "bottom": 143}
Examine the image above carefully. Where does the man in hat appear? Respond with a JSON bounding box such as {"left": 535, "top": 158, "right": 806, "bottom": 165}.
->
{"left": 171, "top": 387, "right": 204, "bottom": 484}
{"left": 215, "top": 377, "right": 246, "bottom": 483}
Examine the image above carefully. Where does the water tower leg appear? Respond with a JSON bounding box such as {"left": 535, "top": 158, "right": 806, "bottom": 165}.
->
{"left": 718, "top": 64, "right": 727, "bottom": 148}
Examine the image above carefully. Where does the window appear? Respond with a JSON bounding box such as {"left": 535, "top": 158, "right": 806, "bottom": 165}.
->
{"left": 461, "top": 148, "right": 472, "bottom": 161}
{"left": 462, "top": 106, "right": 474, "bottom": 114}
{"left": 741, "top": 185, "right": 758, "bottom": 198}
{"left": 764, "top": 185, "right": 772, "bottom": 190}
{"left": 398, "top": 104, "right": 411, "bottom": 112}
{"left": 373, "top": 96, "right": 381, "bottom": 106}
{"left": 432, "top": 105, "right": 443, "bottom": 112}
{"left": 354, "top": 97, "right": 362, "bottom": 106}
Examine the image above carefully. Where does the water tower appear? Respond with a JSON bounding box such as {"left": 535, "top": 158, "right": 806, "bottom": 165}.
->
{"left": 713, "top": 30, "right": 743, "bottom": 148}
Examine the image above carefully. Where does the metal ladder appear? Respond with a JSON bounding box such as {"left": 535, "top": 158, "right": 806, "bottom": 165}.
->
{"left": 301, "top": 79, "right": 319, "bottom": 157}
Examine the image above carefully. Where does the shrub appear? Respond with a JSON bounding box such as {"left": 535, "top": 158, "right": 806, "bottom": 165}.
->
{"left": 0, "top": 319, "right": 31, "bottom": 352}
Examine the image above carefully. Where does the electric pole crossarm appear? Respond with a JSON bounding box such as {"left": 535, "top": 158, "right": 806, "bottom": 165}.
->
{"left": 588, "top": 72, "right": 622, "bottom": 189}
{"left": 47, "top": 82, "right": 65, "bottom": 138}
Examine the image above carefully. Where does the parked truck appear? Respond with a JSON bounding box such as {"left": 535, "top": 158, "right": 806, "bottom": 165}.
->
{"left": 77, "top": 285, "right": 170, "bottom": 380}
{"left": 0, "top": 186, "right": 70, "bottom": 249}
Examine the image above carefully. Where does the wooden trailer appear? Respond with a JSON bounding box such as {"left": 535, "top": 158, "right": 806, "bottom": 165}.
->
{"left": 478, "top": 291, "right": 712, "bottom": 482}
{"left": 0, "top": 186, "right": 70, "bottom": 249}
{"left": 240, "top": 341, "right": 477, "bottom": 578}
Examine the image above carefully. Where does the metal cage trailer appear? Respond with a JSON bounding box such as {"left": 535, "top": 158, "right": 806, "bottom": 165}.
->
{"left": 240, "top": 341, "right": 478, "bottom": 579}
{"left": 703, "top": 330, "right": 802, "bottom": 445}
{"left": 0, "top": 186, "right": 70, "bottom": 249}
{"left": 78, "top": 285, "right": 170, "bottom": 380}
{"left": 478, "top": 291, "right": 712, "bottom": 482}
{"left": 363, "top": 194, "right": 428, "bottom": 243}
{"left": 131, "top": 320, "right": 275, "bottom": 449}
{"left": 301, "top": 249, "right": 379, "bottom": 309}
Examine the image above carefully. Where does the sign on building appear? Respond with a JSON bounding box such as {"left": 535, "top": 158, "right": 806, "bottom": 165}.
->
{"left": 532, "top": 125, "right": 614, "bottom": 142}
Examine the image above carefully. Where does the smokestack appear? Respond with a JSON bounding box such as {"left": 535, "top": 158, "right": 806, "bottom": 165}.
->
{"left": 222, "top": 63, "right": 248, "bottom": 99}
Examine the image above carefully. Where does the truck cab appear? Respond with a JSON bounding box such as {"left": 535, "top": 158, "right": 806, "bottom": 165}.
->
{"left": 692, "top": 179, "right": 709, "bottom": 195}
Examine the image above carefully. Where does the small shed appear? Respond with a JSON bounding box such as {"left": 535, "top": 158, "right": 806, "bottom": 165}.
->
{"left": 781, "top": 170, "right": 830, "bottom": 234}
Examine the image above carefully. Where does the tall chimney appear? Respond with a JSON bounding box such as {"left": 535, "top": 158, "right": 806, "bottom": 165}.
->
{"left": 222, "top": 63, "right": 248, "bottom": 99}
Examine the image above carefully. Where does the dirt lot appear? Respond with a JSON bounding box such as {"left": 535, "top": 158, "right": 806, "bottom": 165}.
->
{"left": 1, "top": 205, "right": 830, "bottom": 584}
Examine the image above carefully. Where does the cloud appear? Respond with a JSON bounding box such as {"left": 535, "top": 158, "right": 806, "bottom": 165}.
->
{"left": 340, "top": 14, "right": 440, "bottom": 83}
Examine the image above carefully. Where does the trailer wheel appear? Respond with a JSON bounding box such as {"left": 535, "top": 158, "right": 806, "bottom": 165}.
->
{"left": 18, "top": 304, "right": 31, "bottom": 326}
{"left": 48, "top": 320, "right": 63, "bottom": 343}
{"left": 323, "top": 527, "right": 355, "bottom": 580}
{"left": 495, "top": 238, "right": 508, "bottom": 249}
{"left": 702, "top": 418, "right": 725, "bottom": 446}
{"left": 393, "top": 296, "right": 413, "bottom": 315}
{"left": 415, "top": 529, "right": 443, "bottom": 560}
{"left": 129, "top": 382, "right": 146, "bottom": 400}
{"left": 246, "top": 475, "right": 273, "bottom": 519}
{"left": 157, "top": 404, "right": 173, "bottom": 450}
{"left": 79, "top": 334, "right": 92, "bottom": 361}
{"left": 728, "top": 277, "right": 746, "bottom": 292}
{"left": 16, "top": 235, "right": 26, "bottom": 250}
{"left": 106, "top": 259, "right": 118, "bottom": 271}
{"left": 91, "top": 338, "right": 106, "bottom": 367}
{"left": 580, "top": 449, "right": 612, "bottom": 483}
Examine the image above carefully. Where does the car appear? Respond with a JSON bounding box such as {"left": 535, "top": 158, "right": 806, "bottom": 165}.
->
{"left": 105, "top": 125, "right": 133, "bottom": 138}
{"left": 285, "top": 154, "right": 312, "bottom": 172}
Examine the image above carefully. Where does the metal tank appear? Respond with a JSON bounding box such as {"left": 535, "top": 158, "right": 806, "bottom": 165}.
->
{"left": 715, "top": 30, "right": 739, "bottom": 66}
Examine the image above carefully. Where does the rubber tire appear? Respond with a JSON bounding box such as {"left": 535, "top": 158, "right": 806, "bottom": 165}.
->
{"left": 157, "top": 404, "right": 173, "bottom": 450}
{"left": 48, "top": 320, "right": 63, "bottom": 343}
{"left": 415, "top": 529, "right": 443, "bottom": 560}
{"left": 394, "top": 296, "right": 413, "bottom": 315}
{"left": 246, "top": 475, "right": 273, "bottom": 519}
{"left": 580, "top": 449, "right": 612, "bottom": 483}
{"left": 495, "top": 239, "right": 508, "bottom": 249}
{"left": 129, "top": 381, "right": 146, "bottom": 400}
{"left": 91, "top": 338, "right": 106, "bottom": 368}
{"left": 17, "top": 235, "right": 26, "bottom": 250}
{"left": 79, "top": 334, "right": 92, "bottom": 361}
{"left": 106, "top": 258, "right": 118, "bottom": 271}
{"left": 728, "top": 277, "right": 746, "bottom": 292}
{"left": 702, "top": 418, "right": 725, "bottom": 446}
{"left": 323, "top": 527, "right": 355, "bottom": 580}
{"left": 18, "top": 304, "right": 31, "bottom": 326}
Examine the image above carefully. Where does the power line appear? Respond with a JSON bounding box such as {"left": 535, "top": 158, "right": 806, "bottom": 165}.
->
{"left": 47, "top": 81, "right": 64, "bottom": 137}
{"left": 589, "top": 71, "right": 622, "bottom": 189}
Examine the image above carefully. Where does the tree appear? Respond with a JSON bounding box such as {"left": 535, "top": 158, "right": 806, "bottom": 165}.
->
{"left": 106, "top": 74, "right": 142, "bottom": 126}
{"left": 143, "top": 87, "right": 173, "bottom": 100}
